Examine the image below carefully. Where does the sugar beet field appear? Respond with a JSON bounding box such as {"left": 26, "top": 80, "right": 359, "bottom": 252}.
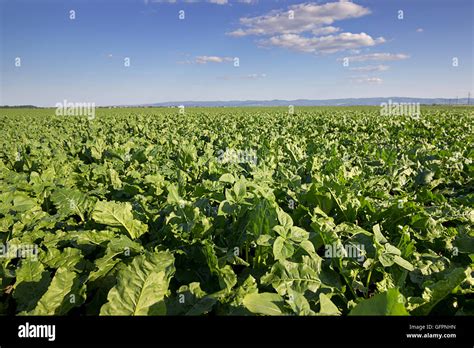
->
{"left": 0, "top": 106, "right": 472, "bottom": 316}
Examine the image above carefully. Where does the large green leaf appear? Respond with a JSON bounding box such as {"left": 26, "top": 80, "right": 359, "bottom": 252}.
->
{"left": 27, "top": 267, "right": 78, "bottom": 315}
{"left": 88, "top": 236, "right": 143, "bottom": 282}
{"left": 51, "top": 188, "right": 92, "bottom": 221}
{"left": 273, "top": 236, "right": 294, "bottom": 261}
{"left": 242, "top": 292, "right": 285, "bottom": 315}
{"left": 12, "top": 193, "right": 38, "bottom": 212}
{"left": 410, "top": 267, "right": 468, "bottom": 315}
{"left": 286, "top": 289, "right": 314, "bottom": 315}
{"left": 92, "top": 201, "right": 148, "bottom": 239}
{"left": 318, "top": 293, "right": 341, "bottom": 315}
{"left": 261, "top": 256, "right": 322, "bottom": 296}
{"left": 100, "top": 252, "right": 175, "bottom": 315}
{"left": 349, "top": 288, "right": 409, "bottom": 316}
{"left": 13, "top": 260, "right": 51, "bottom": 312}
{"left": 40, "top": 247, "right": 87, "bottom": 272}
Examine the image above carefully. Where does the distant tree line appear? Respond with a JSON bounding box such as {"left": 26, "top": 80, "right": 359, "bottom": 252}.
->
{"left": 0, "top": 105, "right": 38, "bottom": 108}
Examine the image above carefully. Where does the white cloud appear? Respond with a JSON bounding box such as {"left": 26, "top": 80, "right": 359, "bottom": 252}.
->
{"left": 349, "top": 64, "right": 389, "bottom": 72}
{"left": 227, "top": 2, "right": 385, "bottom": 55}
{"left": 416, "top": 28, "right": 424, "bottom": 32}
{"left": 227, "top": 29, "right": 247, "bottom": 37}
{"left": 245, "top": 73, "right": 267, "bottom": 79}
{"left": 208, "top": 0, "right": 228, "bottom": 4}
{"left": 216, "top": 73, "right": 266, "bottom": 80}
{"left": 341, "top": 52, "right": 410, "bottom": 62}
{"left": 195, "top": 55, "right": 233, "bottom": 64}
{"left": 312, "top": 26, "right": 341, "bottom": 35}
{"left": 351, "top": 76, "right": 383, "bottom": 84}
{"left": 227, "top": 1, "right": 371, "bottom": 37}
{"left": 259, "top": 32, "right": 385, "bottom": 54}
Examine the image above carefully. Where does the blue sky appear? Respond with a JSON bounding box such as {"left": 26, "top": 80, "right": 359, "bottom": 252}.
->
{"left": 1, "top": 0, "right": 472, "bottom": 106}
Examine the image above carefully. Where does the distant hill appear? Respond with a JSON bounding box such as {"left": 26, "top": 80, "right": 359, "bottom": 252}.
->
{"left": 1, "top": 97, "right": 471, "bottom": 108}
{"left": 141, "top": 97, "right": 471, "bottom": 107}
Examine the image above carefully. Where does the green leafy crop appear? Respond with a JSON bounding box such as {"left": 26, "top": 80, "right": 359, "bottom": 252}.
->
{"left": 0, "top": 106, "right": 472, "bottom": 316}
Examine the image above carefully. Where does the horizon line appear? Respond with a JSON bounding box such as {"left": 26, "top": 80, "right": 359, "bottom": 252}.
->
{"left": 1, "top": 95, "right": 472, "bottom": 108}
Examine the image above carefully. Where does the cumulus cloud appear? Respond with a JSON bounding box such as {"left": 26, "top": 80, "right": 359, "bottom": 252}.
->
{"left": 227, "top": 1, "right": 371, "bottom": 37}
{"left": 341, "top": 52, "right": 410, "bottom": 62}
{"left": 259, "top": 32, "right": 385, "bottom": 54}
{"left": 312, "top": 26, "right": 341, "bottom": 35}
{"left": 226, "top": 1, "right": 386, "bottom": 55}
